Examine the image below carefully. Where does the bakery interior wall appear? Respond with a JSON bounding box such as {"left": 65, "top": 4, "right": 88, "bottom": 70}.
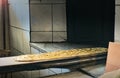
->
{"left": 8, "top": 0, "right": 30, "bottom": 55}
{"left": 8, "top": 0, "right": 115, "bottom": 55}
{"left": 8, "top": 0, "right": 69, "bottom": 77}
{"left": 8, "top": 0, "right": 67, "bottom": 55}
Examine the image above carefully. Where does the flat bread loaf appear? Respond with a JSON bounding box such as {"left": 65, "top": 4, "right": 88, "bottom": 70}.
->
{"left": 16, "top": 47, "right": 107, "bottom": 62}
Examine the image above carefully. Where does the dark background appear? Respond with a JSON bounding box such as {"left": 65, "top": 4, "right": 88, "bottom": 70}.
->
{"left": 66, "top": 0, "right": 115, "bottom": 47}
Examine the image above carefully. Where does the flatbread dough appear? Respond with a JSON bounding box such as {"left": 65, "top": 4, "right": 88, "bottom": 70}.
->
{"left": 15, "top": 47, "right": 107, "bottom": 62}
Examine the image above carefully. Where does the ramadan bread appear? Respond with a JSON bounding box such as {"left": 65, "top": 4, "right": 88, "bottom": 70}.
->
{"left": 15, "top": 47, "right": 107, "bottom": 62}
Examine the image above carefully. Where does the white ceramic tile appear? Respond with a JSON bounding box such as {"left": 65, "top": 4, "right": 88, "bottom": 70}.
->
{"left": 16, "top": 29, "right": 23, "bottom": 52}
{"left": 11, "top": 72, "right": 26, "bottom": 78}
{"left": 10, "top": 48, "right": 24, "bottom": 56}
{"left": 53, "top": 32, "right": 67, "bottom": 42}
{"left": 31, "top": 5, "right": 52, "bottom": 31}
{"left": 9, "top": 4, "right": 30, "bottom": 30}
{"left": 39, "top": 69, "right": 49, "bottom": 77}
{"left": 9, "top": 2, "right": 30, "bottom": 30}
{"left": 115, "top": 6, "right": 120, "bottom": 42}
{"left": 61, "top": 68, "right": 70, "bottom": 73}
{"left": 22, "top": 71, "right": 32, "bottom": 78}
{"left": 48, "top": 69, "right": 57, "bottom": 76}
{"left": 116, "top": 0, "right": 120, "bottom": 4}
{"left": 39, "top": 69, "right": 61, "bottom": 77}
{"left": 10, "top": 27, "right": 30, "bottom": 54}
{"left": 49, "top": 68, "right": 62, "bottom": 74}
{"left": 10, "top": 27, "right": 13, "bottom": 47}
{"left": 9, "top": 5, "right": 19, "bottom": 27}
{"left": 10, "top": 27, "right": 18, "bottom": 49}
{"left": 26, "top": 71, "right": 32, "bottom": 78}
{"left": 8, "top": 0, "right": 29, "bottom": 4}
{"left": 30, "top": 0, "right": 66, "bottom": 3}
{"left": 30, "top": 0, "right": 40, "bottom": 3}
{"left": 53, "top": 4, "right": 67, "bottom": 31}
{"left": 31, "top": 70, "right": 40, "bottom": 78}
{"left": 31, "top": 32, "right": 52, "bottom": 42}
{"left": 31, "top": 47, "right": 40, "bottom": 54}
{"left": 43, "top": 71, "right": 94, "bottom": 78}
{"left": 23, "top": 31, "right": 30, "bottom": 54}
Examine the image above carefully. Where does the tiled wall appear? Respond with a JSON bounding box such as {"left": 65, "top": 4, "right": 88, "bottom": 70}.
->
{"left": 30, "top": 0, "right": 67, "bottom": 42}
{"left": 6, "top": 0, "right": 120, "bottom": 52}
{"left": 8, "top": 0, "right": 68, "bottom": 78}
{"left": 9, "top": 0, "right": 67, "bottom": 55}
{"left": 9, "top": 0, "right": 30, "bottom": 54}
{"left": 115, "top": 0, "right": 120, "bottom": 42}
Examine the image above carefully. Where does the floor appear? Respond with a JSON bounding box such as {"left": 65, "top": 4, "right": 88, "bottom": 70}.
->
{"left": 0, "top": 64, "right": 105, "bottom": 78}
{"left": 42, "top": 64, "right": 105, "bottom": 78}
